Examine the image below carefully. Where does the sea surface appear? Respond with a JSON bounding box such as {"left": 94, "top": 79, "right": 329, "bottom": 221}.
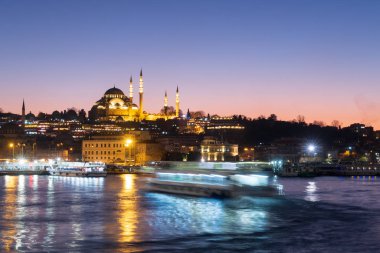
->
{"left": 0, "top": 174, "right": 379, "bottom": 252}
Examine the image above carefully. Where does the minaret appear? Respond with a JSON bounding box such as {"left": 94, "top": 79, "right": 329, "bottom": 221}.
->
{"left": 139, "top": 69, "right": 144, "bottom": 120}
{"left": 21, "top": 99, "right": 26, "bottom": 123}
{"left": 128, "top": 76, "right": 133, "bottom": 119}
{"left": 164, "top": 91, "right": 168, "bottom": 115}
{"left": 175, "top": 86, "right": 180, "bottom": 117}
{"left": 129, "top": 76, "right": 133, "bottom": 103}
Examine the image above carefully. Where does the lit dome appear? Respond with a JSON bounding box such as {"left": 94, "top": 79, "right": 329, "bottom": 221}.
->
{"left": 104, "top": 87, "right": 124, "bottom": 96}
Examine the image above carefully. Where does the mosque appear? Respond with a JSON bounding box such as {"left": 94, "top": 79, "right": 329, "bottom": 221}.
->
{"left": 89, "top": 70, "right": 180, "bottom": 122}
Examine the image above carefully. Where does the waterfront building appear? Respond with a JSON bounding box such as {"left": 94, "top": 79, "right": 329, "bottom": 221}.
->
{"left": 82, "top": 135, "right": 134, "bottom": 164}
{"left": 135, "top": 142, "right": 164, "bottom": 165}
{"left": 157, "top": 135, "right": 201, "bottom": 153}
{"left": 240, "top": 146, "right": 255, "bottom": 161}
{"left": 82, "top": 132, "right": 163, "bottom": 164}
{"left": 200, "top": 137, "right": 238, "bottom": 162}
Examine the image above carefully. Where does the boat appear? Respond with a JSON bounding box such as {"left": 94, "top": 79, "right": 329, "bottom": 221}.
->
{"left": 143, "top": 170, "right": 279, "bottom": 198}
{"left": 0, "top": 160, "right": 51, "bottom": 175}
{"left": 48, "top": 162, "right": 107, "bottom": 177}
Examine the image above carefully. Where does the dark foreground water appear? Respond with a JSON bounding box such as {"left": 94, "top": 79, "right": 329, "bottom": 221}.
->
{"left": 0, "top": 175, "right": 379, "bottom": 252}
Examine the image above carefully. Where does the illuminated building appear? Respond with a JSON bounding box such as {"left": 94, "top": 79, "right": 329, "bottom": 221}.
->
{"left": 89, "top": 70, "right": 181, "bottom": 122}
{"left": 200, "top": 137, "right": 238, "bottom": 162}
{"left": 82, "top": 135, "right": 135, "bottom": 164}
{"left": 82, "top": 133, "right": 164, "bottom": 165}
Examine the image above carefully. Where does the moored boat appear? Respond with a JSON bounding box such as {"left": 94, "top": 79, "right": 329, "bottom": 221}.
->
{"left": 48, "top": 162, "right": 107, "bottom": 177}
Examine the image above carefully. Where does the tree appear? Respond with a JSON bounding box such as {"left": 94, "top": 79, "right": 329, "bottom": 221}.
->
{"left": 186, "top": 109, "right": 191, "bottom": 119}
{"left": 313, "top": 120, "right": 325, "bottom": 127}
{"left": 66, "top": 109, "right": 78, "bottom": 121}
{"left": 191, "top": 111, "right": 205, "bottom": 118}
{"left": 257, "top": 115, "right": 266, "bottom": 120}
{"left": 52, "top": 110, "right": 61, "bottom": 120}
{"left": 37, "top": 112, "right": 47, "bottom": 120}
{"left": 160, "top": 106, "right": 175, "bottom": 115}
{"left": 296, "top": 115, "right": 305, "bottom": 123}
{"left": 78, "top": 109, "right": 87, "bottom": 122}
{"left": 268, "top": 114, "right": 277, "bottom": 121}
{"left": 331, "top": 120, "right": 341, "bottom": 128}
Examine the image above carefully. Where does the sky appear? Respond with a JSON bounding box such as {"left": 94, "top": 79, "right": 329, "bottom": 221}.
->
{"left": 0, "top": 0, "right": 380, "bottom": 128}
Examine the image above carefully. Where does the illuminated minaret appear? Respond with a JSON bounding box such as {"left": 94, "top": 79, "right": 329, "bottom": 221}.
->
{"left": 128, "top": 76, "right": 134, "bottom": 119}
{"left": 139, "top": 69, "right": 144, "bottom": 119}
{"left": 164, "top": 90, "right": 168, "bottom": 115}
{"left": 129, "top": 76, "right": 133, "bottom": 103}
{"left": 175, "top": 86, "right": 180, "bottom": 117}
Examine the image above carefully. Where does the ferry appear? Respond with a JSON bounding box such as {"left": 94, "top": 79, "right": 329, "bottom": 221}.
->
{"left": 143, "top": 170, "right": 279, "bottom": 198}
{"left": 0, "top": 160, "right": 51, "bottom": 175}
{"left": 48, "top": 162, "right": 107, "bottom": 177}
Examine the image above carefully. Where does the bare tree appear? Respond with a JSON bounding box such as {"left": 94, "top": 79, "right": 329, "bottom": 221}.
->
{"left": 191, "top": 111, "right": 205, "bottom": 118}
{"left": 296, "top": 115, "right": 305, "bottom": 123}
{"left": 331, "top": 120, "right": 341, "bottom": 128}
{"left": 160, "top": 106, "right": 175, "bottom": 115}
{"left": 313, "top": 120, "right": 325, "bottom": 127}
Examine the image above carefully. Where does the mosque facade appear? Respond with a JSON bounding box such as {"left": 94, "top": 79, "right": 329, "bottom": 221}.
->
{"left": 89, "top": 70, "right": 180, "bottom": 122}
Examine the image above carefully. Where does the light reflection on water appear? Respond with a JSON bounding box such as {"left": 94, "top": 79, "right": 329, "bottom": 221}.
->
{"left": 117, "top": 174, "right": 139, "bottom": 244}
{"left": 305, "top": 181, "right": 319, "bottom": 202}
{"left": 0, "top": 175, "right": 380, "bottom": 251}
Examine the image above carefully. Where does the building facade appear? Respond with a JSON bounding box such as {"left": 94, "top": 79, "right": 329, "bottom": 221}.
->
{"left": 82, "top": 135, "right": 135, "bottom": 164}
{"left": 200, "top": 137, "right": 238, "bottom": 162}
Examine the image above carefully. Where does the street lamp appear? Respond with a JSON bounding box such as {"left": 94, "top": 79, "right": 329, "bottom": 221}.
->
{"left": 307, "top": 144, "right": 316, "bottom": 153}
{"left": 125, "top": 139, "right": 133, "bottom": 165}
{"left": 9, "top": 143, "right": 14, "bottom": 160}
{"left": 18, "top": 143, "right": 26, "bottom": 158}
{"left": 69, "top": 147, "right": 73, "bottom": 161}
{"left": 32, "top": 143, "right": 37, "bottom": 160}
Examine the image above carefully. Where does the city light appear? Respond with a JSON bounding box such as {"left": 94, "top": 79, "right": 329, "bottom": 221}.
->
{"left": 125, "top": 139, "right": 133, "bottom": 147}
{"left": 18, "top": 159, "right": 27, "bottom": 164}
{"left": 307, "top": 144, "right": 316, "bottom": 153}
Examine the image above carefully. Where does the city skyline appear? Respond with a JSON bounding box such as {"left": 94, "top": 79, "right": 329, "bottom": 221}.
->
{"left": 1, "top": 0, "right": 380, "bottom": 128}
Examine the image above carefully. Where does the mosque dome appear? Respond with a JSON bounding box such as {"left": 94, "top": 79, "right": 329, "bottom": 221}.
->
{"left": 104, "top": 87, "right": 125, "bottom": 96}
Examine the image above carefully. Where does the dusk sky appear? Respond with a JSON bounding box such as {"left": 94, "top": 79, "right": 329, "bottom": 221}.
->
{"left": 1, "top": 0, "right": 380, "bottom": 128}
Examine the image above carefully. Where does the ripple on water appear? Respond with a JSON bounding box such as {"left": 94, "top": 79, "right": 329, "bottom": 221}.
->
{"left": 0, "top": 176, "right": 379, "bottom": 252}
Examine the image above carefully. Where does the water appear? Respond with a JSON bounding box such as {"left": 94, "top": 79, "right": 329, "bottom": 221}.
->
{"left": 0, "top": 175, "right": 379, "bottom": 252}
